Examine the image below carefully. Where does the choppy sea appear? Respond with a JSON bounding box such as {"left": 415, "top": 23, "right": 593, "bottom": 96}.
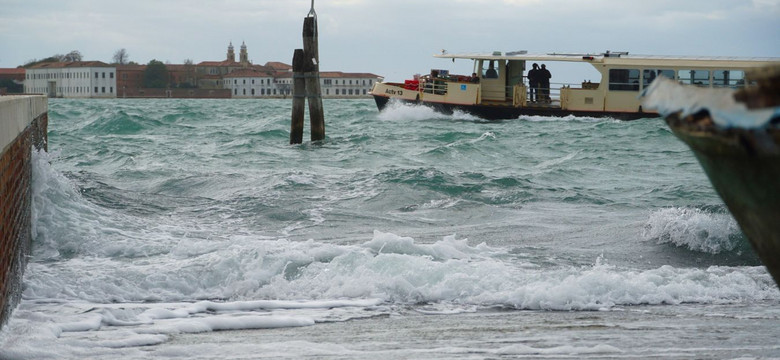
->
{"left": 1, "top": 98, "right": 778, "bottom": 359}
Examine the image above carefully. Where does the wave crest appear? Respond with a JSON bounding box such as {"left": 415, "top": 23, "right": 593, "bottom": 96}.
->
{"left": 642, "top": 207, "right": 743, "bottom": 254}
{"left": 377, "top": 101, "right": 482, "bottom": 121}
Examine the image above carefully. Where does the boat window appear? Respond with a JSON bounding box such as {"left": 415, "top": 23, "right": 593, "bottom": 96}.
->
{"left": 678, "top": 70, "right": 710, "bottom": 87}
{"left": 482, "top": 60, "right": 500, "bottom": 79}
{"left": 608, "top": 69, "right": 640, "bottom": 91}
{"left": 642, "top": 69, "right": 674, "bottom": 89}
{"left": 713, "top": 70, "right": 745, "bottom": 88}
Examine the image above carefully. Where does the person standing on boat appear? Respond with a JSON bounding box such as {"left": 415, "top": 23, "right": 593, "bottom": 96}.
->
{"left": 485, "top": 61, "right": 498, "bottom": 78}
{"left": 540, "top": 64, "right": 552, "bottom": 102}
{"left": 528, "top": 63, "right": 540, "bottom": 102}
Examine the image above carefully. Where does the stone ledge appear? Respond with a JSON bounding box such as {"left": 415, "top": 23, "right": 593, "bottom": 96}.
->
{"left": 0, "top": 95, "right": 48, "bottom": 154}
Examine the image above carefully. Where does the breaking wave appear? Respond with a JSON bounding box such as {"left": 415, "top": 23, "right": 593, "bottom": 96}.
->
{"left": 641, "top": 206, "right": 744, "bottom": 254}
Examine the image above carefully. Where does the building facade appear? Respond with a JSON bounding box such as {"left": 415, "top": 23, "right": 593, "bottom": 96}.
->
{"left": 0, "top": 68, "right": 24, "bottom": 83}
{"left": 214, "top": 42, "right": 382, "bottom": 98}
{"left": 223, "top": 70, "right": 381, "bottom": 99}
{"left": 116, "top": 65, "right": 145, "bottom": 97}
{"left": 196, "top": 42, "right": 251, "bottom": 89}
{"left": 20, "top": 42, "right": 381, "bottom": 99}
{"left": 320, "top": 72, "right": 379, "bottom": 97}
{"left": 223, "top": 69, "right": 277, "bottom": 98}
{"left": 24, "top": 61, "right": 117, "bottom": 98}
{"left": 0, "top": 68, "right": 25, "bottom": 94}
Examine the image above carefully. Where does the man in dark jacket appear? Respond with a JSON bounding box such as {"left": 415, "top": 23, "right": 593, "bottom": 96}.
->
{"left": 540, "top": 64, "right": 552, "bottom": 102}
{"left": 527, "top": 63, "right": 540, "bottom": 102}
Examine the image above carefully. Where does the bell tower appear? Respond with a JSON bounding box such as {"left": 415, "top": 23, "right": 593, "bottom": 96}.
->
{"left": 240, "top": 41, "right": 249, "bottom": 66}
{"left": 227, "top": 42, "right": 235, "bottom": 62}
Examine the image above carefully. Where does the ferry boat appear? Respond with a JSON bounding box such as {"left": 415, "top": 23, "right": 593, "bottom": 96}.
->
{"left": 370, "top": 51, "right": 779, "bottom": 120}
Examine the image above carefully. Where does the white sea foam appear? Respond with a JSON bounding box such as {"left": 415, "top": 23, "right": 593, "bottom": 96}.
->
{"left": 58, "top": 315, "right": 103, "bottom": 332}
{"left": 495, "top": 343, "right": 623, "bottom": 355}
{"left": 642, "top": 207, "right": 742, "bottom": 253}
{"left": 378, "top": 100, "right": 615, "bottom": 123}
{"left": 418, "top": 198, "right": 461, "bottom": 210}
{"left": 5, "top": 149, "right": 778, "bottom": 358}
{"left": 138, "top": 314, "right": 315, "bottom": 334}
{"left": 450, "top": 109, "right": 482, "bottom": 121}
{"left": 377, "top": 101, "right": 441, "bottom": 121}
{"left": 22, "top": 154, "right": 777, "bottom": 309}
{"left": 520, "top": 114, "right": 613, "bottom": 122}
{"left": 362, "top": 230, "right": 484, "bottom": 260}
{"left": 533, "top": 150, "right": 580, "bottom": 171}
{"left": 377, "top": 100, "right": 481, "bottom": 121}
{"left": 0, "top": 298, "right": 369, "bottom": 359}
{"left": 472, "top": 131, "right": 496, "bottom": 143}
{"left": 88, "top": 334, "right": 169, "bottom": 349}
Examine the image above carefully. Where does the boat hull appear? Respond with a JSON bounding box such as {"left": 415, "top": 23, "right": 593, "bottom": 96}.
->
{"left": 373, "top": 94, "right": 653, "bottom": 121}
{"left": 666, "top": 115, "right": 780, "bottom": 286}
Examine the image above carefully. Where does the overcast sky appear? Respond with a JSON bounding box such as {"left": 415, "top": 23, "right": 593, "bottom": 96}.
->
{"left": 2, "top": 0, "right": 778, "bottom": 82}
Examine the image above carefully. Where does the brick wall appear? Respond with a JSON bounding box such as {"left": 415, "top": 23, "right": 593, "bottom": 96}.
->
{"left": 0, "top": 95, "right": 47, "bottom": 329}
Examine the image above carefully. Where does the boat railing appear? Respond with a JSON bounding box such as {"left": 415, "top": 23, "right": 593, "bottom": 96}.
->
{"left": 419, "top": 78, "right": 601, "bottom": 104}
{"left": 507, "top": 80, "right": 597, "bottom": 106}
{"left": 518, "top": 82, "right": 569, "bottom": 104}
{"left": 420, "top": 76, "right": 476, "bottom": 94}
{"left": 422, "top": 80, "right": 448, "bottom": 95}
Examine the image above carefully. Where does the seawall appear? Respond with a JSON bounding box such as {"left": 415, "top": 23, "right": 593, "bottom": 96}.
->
{"left": 0, "top": 95, "right": 48, "bottom": 329}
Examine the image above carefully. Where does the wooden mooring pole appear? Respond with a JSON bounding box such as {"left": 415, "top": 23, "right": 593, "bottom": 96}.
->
{"left": 303, "top": 15, "right": 325, "bottom": 141}
{"left": 290, "top": 49, "right": 305, "bottom": 144}
{"left": 290, "top": 0, "right": 325, "bottom": 144}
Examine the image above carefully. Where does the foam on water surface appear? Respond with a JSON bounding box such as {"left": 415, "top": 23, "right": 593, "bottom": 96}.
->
{"left": 642, "top": 207, "right": 743, "bottom": 254}
{"left": 377, "top": 100, "right": 483, "bottom": 122}
{"left": 3, "top": 99, "right": 779, "bottom": 359}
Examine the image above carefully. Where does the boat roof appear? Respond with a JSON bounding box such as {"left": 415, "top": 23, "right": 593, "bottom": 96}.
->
{"left": 434, "top": 51, "right": 780, "bottom": 67}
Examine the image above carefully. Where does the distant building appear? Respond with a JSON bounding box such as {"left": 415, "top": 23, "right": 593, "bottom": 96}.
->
{"left": 0, "top": 68, "right": 25, "bottom": 83}
{"left": 212, "top": 42, "right": 382, "bottom": 98}
{"left": 223, "top": 68, "right": 277, "bottom": 98}
{"left": 0, "top": 68, "right": 25, "bottom": 94}
{"left": 320, "top": 72, "right": 380, "bottom": 97}
{"left": 116, "top": 64, "right": 145, "bottom": 97}
{"left": 225, "top": 69, "right": 380, "bottom": 99}
{"left": 167, "top": 63, "right": 197, "bottom": 88}
{"left": 196, "top": 41, "right": 251, "bottom": 89}
{"left": 20, "top": 42, "right": 382, "bottom": 99}
{"left": 265, "top": 62, "right": 293, "bottom": 72}
{"left": 24, "top": 61, "right": 117, "bottom": 98}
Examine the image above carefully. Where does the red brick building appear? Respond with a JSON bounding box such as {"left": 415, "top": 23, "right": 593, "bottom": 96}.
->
{"left": 117, "top": 41, "right": 381, "bottom": 98}
{"left": 116, "top": 65, "right": 145, "bottom": 97}
{"left": 0, "top": 68, "right": 26, "bottom": 94}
